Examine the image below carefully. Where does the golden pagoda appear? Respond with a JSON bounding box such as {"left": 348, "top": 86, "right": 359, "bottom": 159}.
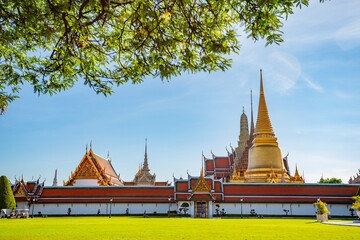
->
{"left": 245, "top": 70, "right": 290, "bottom": 183}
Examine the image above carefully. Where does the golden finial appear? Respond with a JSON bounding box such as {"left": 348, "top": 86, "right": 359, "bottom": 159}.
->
{"left": 294, "top": 164, "right": 300, "bottom": 177}
{"left": 260, "top": 69, "right": 264, "bottom": 93}
{"left": 250, "top": 89, "right": 255, "bottom": 138}
{"left": 254, "top": 69, "right": 275, "bottom": 137}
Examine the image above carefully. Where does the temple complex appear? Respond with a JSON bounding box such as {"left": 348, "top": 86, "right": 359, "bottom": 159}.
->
{"left": 206, "top": 70, "right": 304, "bottom": 184}
{"left": 8, "top": 70, "right": 359, "bottom": 218}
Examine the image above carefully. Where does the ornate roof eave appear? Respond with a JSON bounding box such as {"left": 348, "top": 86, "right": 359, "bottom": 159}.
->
{"left": 188, "top": 161, "right": 215, "bottom": 200}
{"left": 13, "top": 180, "right": 28, "bottom": 196}
{"left": 89, "top": 150, "right": 115, "bottom": 185}
{"left": 64, "top": 150, "right": 111, "bottom": 186}
{"left": 187, "top": 192, "right": 216, "bottom": 201}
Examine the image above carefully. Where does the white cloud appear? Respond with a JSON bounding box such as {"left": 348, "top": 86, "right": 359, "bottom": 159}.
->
{"left": 303, "top": 75, "right": 323, "bottom": 92}
{"left": 335, "top": 19, "right": 360, "bottom": 51}
{"left": 264, "top": 52, "right": 302, "bottom": 93}
{"left": 283, "top": 1, "right": 360, "bottom": 48}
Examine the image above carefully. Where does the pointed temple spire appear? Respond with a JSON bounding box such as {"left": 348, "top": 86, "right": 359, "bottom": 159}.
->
{"left": 234, "top": 100, "right": 249, "bottom": 170}
{"left": 254, "top": 69, "right": 275, "bottom": 138}
{"left": 200, "top": 156, "right": 204, "bottom": 177}
{"left": 294, "top": 164, "right": 300, "bottom": 178}
{"left": 142, "top": 138, "right": 150, "bottom": 171}
{"left": 249, "top": 89, "right": 255, "bottom": 141}
{"left": 245, "top": 69, "right": 289, "bottom": 183}
{"left": 52, "top": 169, "right": 58, "bottom": 186}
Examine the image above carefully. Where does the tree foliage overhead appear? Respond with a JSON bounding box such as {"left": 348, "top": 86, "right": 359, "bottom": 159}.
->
{"left": 0, "top": 175, "right": 16, "bottom": 210}
{"left": 0, "top": 0, "right": 319, "bottom": 114}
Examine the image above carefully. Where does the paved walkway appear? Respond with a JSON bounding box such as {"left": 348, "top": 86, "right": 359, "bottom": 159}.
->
{"left": 323, "top": 221, "right": 360, "bottom": 227}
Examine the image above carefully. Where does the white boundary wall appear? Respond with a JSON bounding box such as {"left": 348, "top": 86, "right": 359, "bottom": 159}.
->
{"left": 29, "top": 203, "right": 177, "bottom": 216}
{"left": 19, "top": 201, "right": 354, "bottom": 217}
{"left": 216, "top": 203, "right": 353, "bottom": 217}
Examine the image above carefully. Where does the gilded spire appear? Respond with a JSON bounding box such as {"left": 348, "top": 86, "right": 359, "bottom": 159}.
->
{"left": 254, "top": 69, "right": 275, "bottom": 137}
{"left": 142, "top": 138, "right": 150, "bottom": 171}
{"left": 249, "top": 89, "right": 255, "bottom": 141}
{"left": 294, "top": 164, "right": 300, "bottom": 178}
{"left": 290, "top": 164, "right": 305, "bottom": 183}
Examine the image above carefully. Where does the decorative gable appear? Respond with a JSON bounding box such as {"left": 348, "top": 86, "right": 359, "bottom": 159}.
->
{"left": 188, "top": 169, "right": 215, "bottom": 200}
{"left": 192, "top": 177, "right": 212, "bottom": 193}
{"left": 77, "top": 158, "right": 99, "bottom": 179}
{"left": 13, "top": 182, "right": 27, "bottom": 196}
{"left": 64, "top": 148, "right": 118, "bottom": 186}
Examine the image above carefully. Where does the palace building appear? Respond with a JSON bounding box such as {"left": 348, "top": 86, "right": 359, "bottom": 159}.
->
{"left": 10, "top": 70, "right": 359, "bottom": 218}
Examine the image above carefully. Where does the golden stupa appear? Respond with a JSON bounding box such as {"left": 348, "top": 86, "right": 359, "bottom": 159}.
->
{"left": 245, "top": 70, "right": 290, "bottom": 183}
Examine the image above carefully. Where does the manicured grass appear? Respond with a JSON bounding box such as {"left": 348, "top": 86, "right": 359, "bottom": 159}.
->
{"left": 0, "top": 217, "right": 359, "bottom": 240}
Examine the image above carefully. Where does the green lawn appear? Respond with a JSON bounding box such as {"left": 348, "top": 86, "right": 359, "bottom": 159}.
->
{"left": 0, "top": 217, "right": 359, "bottom": 240}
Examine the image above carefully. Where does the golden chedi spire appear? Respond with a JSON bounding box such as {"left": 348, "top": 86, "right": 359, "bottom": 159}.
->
{"left": 249, "top": 89, "right": 255, "bottom": 142}
{"left": 245, "top": 70, "right": 290, "bottom": 183}
{"left": 254, "top": 70, "right": 275, "bottom": 138}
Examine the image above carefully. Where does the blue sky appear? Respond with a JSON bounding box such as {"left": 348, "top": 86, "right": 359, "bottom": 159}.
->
{"left": 1, "top": 1, "right": 359, "bottom": 185}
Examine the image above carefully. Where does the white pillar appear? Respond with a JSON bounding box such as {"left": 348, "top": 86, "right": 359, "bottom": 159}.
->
{"left": 208, "top": 201, "right": 213, "bottom": 218}
{"left": 189, "top": 201, "right": 195, "bottom": 218}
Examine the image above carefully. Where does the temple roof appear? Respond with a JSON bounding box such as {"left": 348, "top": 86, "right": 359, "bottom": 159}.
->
{"left": 254, "top": 70, "right": 275, "bottom": 137}
{"left": 93, "top": 153, "right": 119, "bottom": 181}
{"left": 64, "top": 148, "right": 122, "bottom": 186}
{"left": 133, "top": 139, "right": 156, "bottom": 185}
{"left": 12, "top": 178, "right": 45, "bottom": 199}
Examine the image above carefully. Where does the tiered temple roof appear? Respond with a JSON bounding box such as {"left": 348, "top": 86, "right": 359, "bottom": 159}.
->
{"left": 11, "top": 178, "right": 45, "bottom": 201}
{"left": 123, "top": 139, "right": 169, "bottom": 186}
{"left": 64, "top": 146, "right": 122, "bottom": 186}
{"left": 204, "top": 151, "right": 235, "bottom": 181}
